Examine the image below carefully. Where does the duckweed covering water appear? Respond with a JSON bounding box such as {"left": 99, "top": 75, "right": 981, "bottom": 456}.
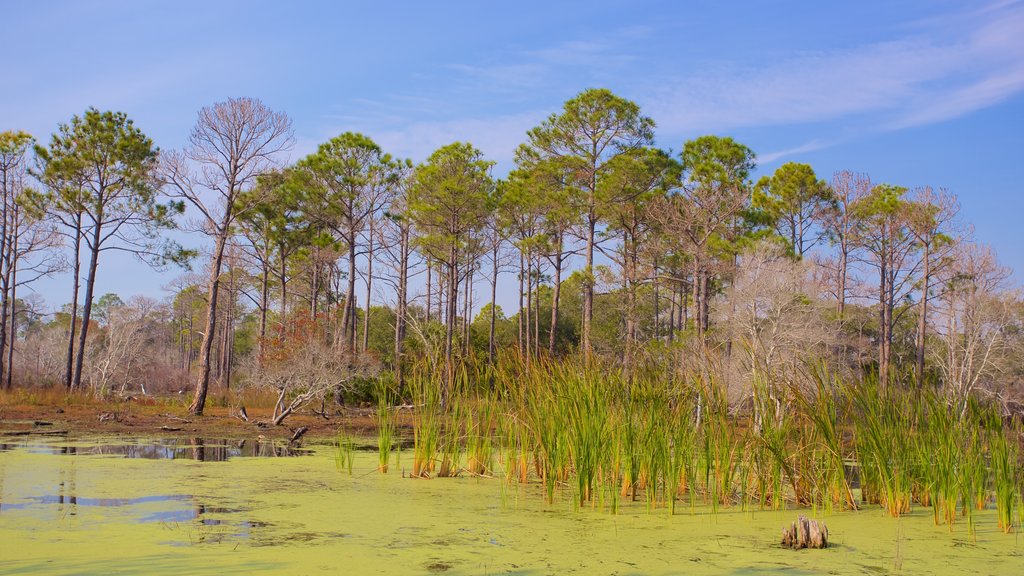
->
{"left": 0, "top": 435, "right": 1021, "bottom": 574}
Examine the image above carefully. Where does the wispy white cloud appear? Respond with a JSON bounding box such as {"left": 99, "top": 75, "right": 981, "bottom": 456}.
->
{"left": 338, "top": 111, "right": 546, "bottom": 168}
{"left": 758, "top": 139, "right": 837, "bottom": 164}
{"left": 646, "top": 1, "right": 1024, "bottom": 135}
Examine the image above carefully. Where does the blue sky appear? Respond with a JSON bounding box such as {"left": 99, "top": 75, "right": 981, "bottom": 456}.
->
{"left": 3, "top": 0, "right": 1023, "bottom": 313}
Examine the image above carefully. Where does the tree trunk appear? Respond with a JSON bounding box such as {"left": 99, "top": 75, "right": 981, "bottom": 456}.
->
{"left": 878, "top": 259, "right": 889, "bottom": 386}
{"left": 693, "top": 258, "right": 704, "bottom": 340}
{"left": 346, "top": 242, "right": 357, "bottom": 353}
{"left": 445, "top": 245, "right": 458, "bottom": 387}
{"left": 548, "top": 235, "right": 562, "bottom": 356}
{"left": 489, "top": 241, "right": 499, "bottom": 364}
{"left": 653, "top": 257, "right": 660, "bottom": 341}
{"left": 533, "top": 254, "right": 540, "bottom": 357}
{"left": 257, "top": 245, "right": 269, "bottom": 364}
{"left": 278, "top": 242, "right": 288, "bottom": 328}
{"left": 426, "top": 257, "right": 432, "bottom": 324}
{"left": 190, "top": 231, "right": 228, "bottom": 415}
{"left": 463, "top": 256, "right": 472, "bottom": 356}
{"left": 65, "top": 214, "right": 83, "bottom": 390}
{"left": 837, "top": 246, "right": 848, "bottom": 317}
{"left": 72, "top": 222, "right": 104, "bottom": 391}
{"left": 582, "top": 215, "right": 596, "bottom": 360}
{"left": 517, "top": 252, "right": 524, "bottom": 351}
{"left": 524, "top": 250, "right": 532, "bottom": 358}
{"left": 0, "top": 192, "right": 9, "bottom": 387}
{"left": 915, "top": 242, "right": 930, "bottom": 388}
{"left": 394, "top": 224, "right": 409, "bottom": 385}
{"left": 667, "top": 280, "right": 676, "bottom": 343}
{"left": 363, "top": 224, "right": 374, "bottom": 353}
{"left": 6, "top": 265, "right": 15, "bottom": 389}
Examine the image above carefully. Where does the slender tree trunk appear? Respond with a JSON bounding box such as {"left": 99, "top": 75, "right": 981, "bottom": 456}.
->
{"left": 625, "top": 240, "right": 636, "bottom": 366}
{"left": 693, "top": 259, "right": 703, "bottom": 340}
{"left": 533, "top": 254, "right": 540, "bottom": 357}
{"left": 72, "top": 221, "right": 104, "bottom": 391}
{"left": 7, "top": 267, "right": 15, "bottom": 389}
{"left": 278, "top": 242, "right": 288, "bottom": 328}
{"left": 65, "top": 214, "right": 83, "bottom": 390}
{"left": 582, "top": 214, "right": 596, "bottom": 360}
{"left": 548, "top": 235, "right": 563, "bottom": 356}
{"left": 667, "top": 279, "right": 676, "bottom": 343}
{"left": 310, "top": 251, "right": 319, "bottom": 318}
{"left": 346, "top": 242, "right": 357, "bottom": 353}
{"left": 258, "top": 252, "right": 269, "bottom": 364}
{"left": 700, "top": 272, "right": 710, "bottom": 334}
{"left": 394, "top": 225, "right": 409, "bottom": 385}
{"left": 224, "top": 265, "right": 236, "bottom": 391}
{"left": 426, "top": 257, "right": 432, "bottom": 324}
{"left": 0, "top": 197, "right": 8, "bottom": 387}
{"left": 915, "top": 242, "right": 931, "bottom": 388}
{"left": 653, "top": 257, "right": 660, "bottom": 341}
{"left": 681, "top": 279, "right": 688, "bottom": 331}
{"left": 837, "top": 245, "right": 848, "bottom": 317}
{"left": 363, "top": 225, "right": 374, "bottom": 353}
{"left": 444, "top": 245, "right": 458, "bottom": 387}
{"left": 463, "top": 257, "right": 472, "bottom": 356}
{"left": 517, "top": 252, "right": 524, "bottom": 351}
{"left": 489, "top": 242, "right": 499, "bottom": 364}
{"left": 0, "top": 281, "right": 8, "bottom": 388}
{"left": 437, "top": 263, "right": 443, "bottom": 322}
{"left": 878, "top": 259, "right": 889, "bottom": 386}
{"left": 190, "top": 231, "right": 228, "bottom": 415}
{"left": 524, "top": 249, "right": 532, "bottom": 359}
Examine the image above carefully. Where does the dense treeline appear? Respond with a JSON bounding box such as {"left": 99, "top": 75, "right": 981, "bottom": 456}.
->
{"left": 1, "top": 90, "right": 1022, "bottom": 418}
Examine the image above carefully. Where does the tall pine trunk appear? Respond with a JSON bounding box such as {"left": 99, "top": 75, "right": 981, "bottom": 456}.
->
{"left": 65, "top": 214, "right": 83, "bottom": 389}
{"left": 190, "top": 231, "right": 228, "bottom": 415}
{"left": 394, "top": 224, "right": 409, "bottom": 385}
{"left": 72, "top": 222, "right": 104, "bottom": 390}
{"left": 548, "top": 233, "right": 563, "bottom": 356}
{"left": 915, "top": 243, "right": 931, "bottom": 387}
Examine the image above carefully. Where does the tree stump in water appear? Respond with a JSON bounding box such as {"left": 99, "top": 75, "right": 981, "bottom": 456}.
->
{"left": 781, "top": 515, "right": 828, "bottom": 549}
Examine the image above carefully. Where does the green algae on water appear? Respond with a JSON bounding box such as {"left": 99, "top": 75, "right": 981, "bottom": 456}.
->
{"left": 1, "top": 436, "right": 1022, "bottom": 575}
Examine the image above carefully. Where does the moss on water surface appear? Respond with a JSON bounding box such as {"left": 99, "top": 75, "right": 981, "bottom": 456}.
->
{"left": 0, "top": 436, "right": 1021, "bottom": 575}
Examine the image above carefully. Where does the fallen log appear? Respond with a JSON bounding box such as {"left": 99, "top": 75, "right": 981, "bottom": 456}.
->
{"left": 781, "top": 515, "right": 828, "bottom": 549}
{"left": 289, "top": 426, "right": 309, "bottom": 445}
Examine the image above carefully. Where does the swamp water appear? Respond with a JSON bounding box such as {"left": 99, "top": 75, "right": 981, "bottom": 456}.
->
{"left": 0, "top": 435, "right": 1021, "bottom": 575}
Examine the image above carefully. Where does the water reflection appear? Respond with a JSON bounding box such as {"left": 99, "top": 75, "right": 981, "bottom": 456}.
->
{"left": 0, "top": 437, "right": 310, "bottom": 461}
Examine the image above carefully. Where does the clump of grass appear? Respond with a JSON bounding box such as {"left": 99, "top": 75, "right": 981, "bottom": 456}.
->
{"left": 698, "top": 376, "right": 742, "bottom": 510}
{"left": 465, "top": 394, "right": 496, "bottom": 476}
{"left": 374, "top": 377, "right": 397, "bottom": 473}
{"left": 335, "top": 428, "right": 355, "bottom": 476}
{"left": 988, "top": 418, "right": 1018, "bottom": 533}
{"left": 408, "top": 362, "right": 441, "bottom": 478}
{"left": 852, "top": 381, "right": 913, "bottom": 517}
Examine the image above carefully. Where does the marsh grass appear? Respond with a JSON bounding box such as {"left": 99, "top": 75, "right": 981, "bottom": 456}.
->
{"left": 394, "top": 353, "right": 1020, "bottom": 534}
{"left": 335, "top": 428, "right": 355, "bottom": 475}
{"left": 374, "top": 378, "right": 397, "bottom": 473}
{"left": 989, "top": 419, "right": 1018, "bottom": 533}
{"left": 853, "top": 382, "right": 914, "bottom": 517}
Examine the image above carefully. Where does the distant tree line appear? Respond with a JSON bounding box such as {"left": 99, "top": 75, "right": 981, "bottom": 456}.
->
{"left": 3, "top": 90, "right": 1022, "bottom": 417}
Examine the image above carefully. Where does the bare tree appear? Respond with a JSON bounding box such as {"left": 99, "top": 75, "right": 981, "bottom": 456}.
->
{"left": 162, "top": 97, "right": 293, "bottom": 415}
{"left": 823, "top": 170, "right": 871, "bottom": 317}
{"left": 932, "top": 242, "right": 1014, "bottom": 416}
{"left": 251, "top": 320, "right": 379, "bottom": 426}
{"left": 85, "top": 296, "right": 159, "bottom": 396}
{"left": 906, "top": 186, "right": 959, "bottom": 386}
{"left": 1, "top": 131, "right": 64, "bottom": 387}
{"left": 719, "top": 240, "right": 829, "bottom": 420}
